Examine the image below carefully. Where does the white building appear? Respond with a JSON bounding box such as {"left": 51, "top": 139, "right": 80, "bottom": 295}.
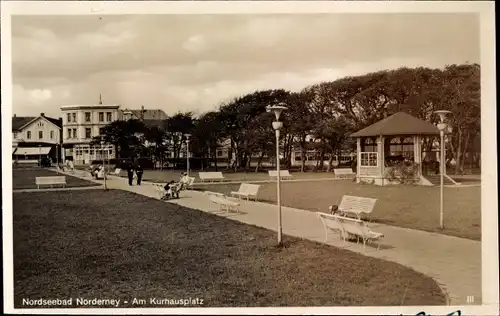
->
{"left": 60, "top": 104, "right": 121, "bottom": 164}
{"left": 12, "top": 113, "right": 62, "bottom": 163}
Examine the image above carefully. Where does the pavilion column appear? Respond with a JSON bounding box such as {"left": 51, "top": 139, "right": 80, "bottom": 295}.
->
{"left": 356, "top": 138, "right": 361, "bottom": 183}
{"left": 377, "top": 136, "right": 385, "bottom": 185}
{"left": 414, "top": 135, "right": 422, "bottom": 176}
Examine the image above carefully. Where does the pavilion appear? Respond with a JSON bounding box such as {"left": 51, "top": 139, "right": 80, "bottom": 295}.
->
{"left": 350, "top": 111, "right": 441, "bottom": 186}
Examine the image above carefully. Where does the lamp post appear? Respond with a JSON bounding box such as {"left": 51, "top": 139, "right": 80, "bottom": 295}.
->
{"left": 38, "top": 144, "right": 42, "bottom": 167}
{"left": 101, "top": 140, "right": 107, "bottom": 190}
{"left": 434, "top": 110, "right": 451, "bottom": 229}
{"left": 266, "top": 103, "right": 288, "bottom": 246}
{"left": 185, "top": 134, "right": 191, "bottom": 177}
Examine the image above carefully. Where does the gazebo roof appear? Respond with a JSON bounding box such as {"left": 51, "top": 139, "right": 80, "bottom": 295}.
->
{"left": 350, "top": 112, "right": 440, "bottom": 138}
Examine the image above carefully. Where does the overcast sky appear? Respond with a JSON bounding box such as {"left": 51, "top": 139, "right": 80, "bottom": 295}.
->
{"left": 11, "top": 13, "right": 479, "bottom": 118}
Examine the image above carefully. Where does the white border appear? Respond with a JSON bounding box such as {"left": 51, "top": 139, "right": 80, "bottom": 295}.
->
{"left": 1, "top": 1, "right": 497, "bottom": 315}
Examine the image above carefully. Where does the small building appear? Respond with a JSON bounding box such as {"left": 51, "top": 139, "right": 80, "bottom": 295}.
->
{"left": 12, "top": 113, "right": 62, "bottom": 164}
{"left": 350, "top": 112, "right": 441, "bottom": 186}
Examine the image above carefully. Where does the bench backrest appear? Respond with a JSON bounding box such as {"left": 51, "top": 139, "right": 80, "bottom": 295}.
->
{"left": 268, "top": 170, "right": 291, "bottom": 177}
{"left": 337, "top": 216, "right": 368, "bottom": 237}
{"left": 339, "top": 195, "right": 377, "bottom": 214}
{"left": 238, "top": 183, "right": 260, "bottom": 196}
{"left": 35, "top": 176, "right": 66, "bottom": 184}
{"left": 317, "top": 212, "right": 344, "bottom": 232}
{"left": 199, "top": 172, "right": 224, "bottom": 180}
{"left": 335, "top": 168, "right": 355, "bottom": 175}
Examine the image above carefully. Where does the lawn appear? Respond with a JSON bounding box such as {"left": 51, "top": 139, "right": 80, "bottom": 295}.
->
{"left": 196, "top": 180, "right": 481, "bottom": 241}
{"left": 12, "top": 168, "right": 99, "bottom": 190}
{"left": 13, "top": 190, "right": 445, "bottom": 307}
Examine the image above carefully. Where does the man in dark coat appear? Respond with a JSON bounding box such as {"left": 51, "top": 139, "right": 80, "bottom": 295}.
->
{"left": 135, "top": 164, "right": 144, "bottom": 185}
{"left": 127, "top": 163, "right": 134, "bottom": 186}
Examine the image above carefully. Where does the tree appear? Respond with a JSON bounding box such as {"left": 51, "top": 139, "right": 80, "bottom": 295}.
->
{"left": 143, "top": 125, "right": 169, "bottom": 169}
{"left": 92, "top": 119, "right": 147, "bottom": 159}
{"left": 163, "top": 112, "right": 195, "bottom": 168}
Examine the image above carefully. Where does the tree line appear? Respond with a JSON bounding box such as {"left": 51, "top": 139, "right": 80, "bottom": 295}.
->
{"left": 92, "top": 63, "right": 480, "bottom": 175}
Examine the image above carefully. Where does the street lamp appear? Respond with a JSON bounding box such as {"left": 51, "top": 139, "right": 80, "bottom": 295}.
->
{"left": 434, "top": 110, "right": 451, "bottom": 229}
{"left": 266, "top": 103, "right": 288, "bottom": 246}
{"left": 185, "top": 134, "right": 191, "bottom": 177}
{"left": 38, "top": 144, "right": 42, "bottom": 167}
{"left": 100, "top": 140, "right": 107, "bottom": 190}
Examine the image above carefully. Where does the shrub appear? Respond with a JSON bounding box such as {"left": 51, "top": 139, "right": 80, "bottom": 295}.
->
{"left": 385, "top": 161, "right": 419, "bottom": 184}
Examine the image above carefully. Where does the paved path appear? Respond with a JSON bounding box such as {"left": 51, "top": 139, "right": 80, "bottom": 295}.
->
{"left": 57, "top": 170, "right": 482, "bottom": 306}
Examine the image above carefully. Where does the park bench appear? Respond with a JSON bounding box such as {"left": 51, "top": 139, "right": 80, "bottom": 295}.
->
{"left": 199, "top": 172, "right": 225, "bottom": 182}
{"left": 334, "top": 168, "right": 356, "bottom": 178}
{"left": 317, "top": 212, "right": 384, "bottom": 250}
{"left": 230, "top": 183, "right": 260, "bottom": 201}
{"left": 205, "top": 191, "right": 240, "bottom": 213}
{"left": 35, "top": 176, "right": 67, "bottom": 189}
{"left": 329, "top": 195, "right": 377, "bottom": 220}
{"left": 268, "top": 170, "right": 292, "bottom": 180}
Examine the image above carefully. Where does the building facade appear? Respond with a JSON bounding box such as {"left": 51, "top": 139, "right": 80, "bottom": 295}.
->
{"left": 12, "top": 113, "right": 62, "bottom": 163}
{"left": 60, "top": 104, "right": 121, "bottom": 165}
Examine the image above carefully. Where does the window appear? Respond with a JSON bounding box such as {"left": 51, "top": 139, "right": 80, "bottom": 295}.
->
{"left": 67, "top": 113, "right": 71, "bottom": 123}
{"left": 27, "top": 131, "right": 31, "bottom": 139}
{"left": 99, "top": 128, "right": 105, "bottom": 135}
{"left": 72, "top": 113, "right": 76, "bottom": 122}
{"left": 85, "top": 128, "right": 91, "bottom": 139}
{"left": 99, "top": 112, "right": 104, "bottom": 122}
{"left": 217, "top": 150, "right": 223, "bottom": 157}
{"left": 85, "top": 112, "right": 91, "bottom": 122}
{"left": 360, "top": 152, "right": 378, "bottom": 167}
{"left": 67, "top": 128, "right": 71, "bottom": 139}
{"left": 50, "top": 131, "right": 54, "bottom": 139}
{"left": 72, "top": 128, "right": 77, "bottom": 139}
{"left": 106, "top": 112, "right": 112, "bottom": 121}
{"left": 39, "top": 131, "right": 43, "bottom": 139}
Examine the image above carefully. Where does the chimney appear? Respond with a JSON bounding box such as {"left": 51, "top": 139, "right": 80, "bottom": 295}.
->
{"left": 140, "top": 105, "right": 145, "bottom": 121}
{"left": 41, "top": 113, "right": 45, "bottom": 116}
{"left": 13, "top": 114, "right": 16, "bottom": 118}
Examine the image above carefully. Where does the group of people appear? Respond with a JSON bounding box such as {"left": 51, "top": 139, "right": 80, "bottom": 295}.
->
{"left": 161, "top": 172, "right": 190, "bottom": 200}
{"left": 126, "top": 164, "right": 144, "bottom": 186}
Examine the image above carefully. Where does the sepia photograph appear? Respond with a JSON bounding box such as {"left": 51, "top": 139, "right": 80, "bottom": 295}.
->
{"left": 2, "top": 1, "right": 497, "bottom": 315}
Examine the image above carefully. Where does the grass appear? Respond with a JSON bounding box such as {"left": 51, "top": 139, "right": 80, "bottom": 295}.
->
{"left": 196, "top": 180, "right": 481, "bottom": 241}
{"left": 13, "top": 190, "right": 445, "bottom": 307}
{"left": 13, "top": 168, "right": 99, "bottom": 190}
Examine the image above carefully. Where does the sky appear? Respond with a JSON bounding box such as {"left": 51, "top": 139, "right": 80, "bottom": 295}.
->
{"left": 11, "top": 13, "right": 480, "bottom": 118}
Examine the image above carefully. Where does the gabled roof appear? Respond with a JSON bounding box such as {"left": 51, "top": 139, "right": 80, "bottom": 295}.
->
{"left": 44, "top": 116, "right": 62, "bottom": 128}
{"left": 12, "top": 116, "right": 36, "bottom": 131}
{"left": 350, "top": 112, "right": 440, "bottom": 138}
{"left": 13, "top": 114, "right": 62, "bottom": 132}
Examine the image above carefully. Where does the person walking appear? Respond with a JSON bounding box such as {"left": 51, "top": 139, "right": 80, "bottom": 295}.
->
{"left": 127, "top": 163, "right": 134, "bottom": 186}
{"left": 135, "top": 164, "right": 144, "bottom": 185}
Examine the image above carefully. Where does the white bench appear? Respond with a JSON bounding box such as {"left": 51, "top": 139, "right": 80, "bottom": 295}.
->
{"left": 205, "top": 191, "right": 240, "bottom": 213}
{"left": 35, "top": 176, "right": 67, "bottom": 189}
{"left": 317, "top": 212, "right": 384, "bottom": 250}
{"left": 268, "top": 170, "right": 292, "bottom": 180}
{"left": 230, "top": 183, "right": 260, "bottom": 201}
{"left": 330, "top": 195, "right": 377, "bottom": 220}
{"left": 334, "top": 168, "right": 356, "bottom": 178}
{"left": 199, "top": 172, "right": 225, "bottom": 182}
